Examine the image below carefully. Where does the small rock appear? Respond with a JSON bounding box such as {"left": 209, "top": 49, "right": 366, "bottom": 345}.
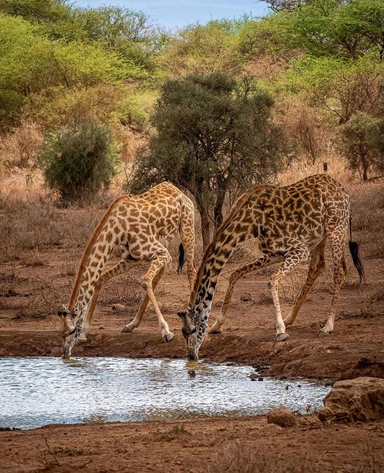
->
{"left": 188, "top": 369, "right": 196, "bottom": 378}
{"left": 267, "top": 405, "right": 296, "bottom": 427}
{"left": 112, "top": 304, "right": 125, "bottom": 312}
{"left": 240, "top": 292, "right": 252, "bottom": 302}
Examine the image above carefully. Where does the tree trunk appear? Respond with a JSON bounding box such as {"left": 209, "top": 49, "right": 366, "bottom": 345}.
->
{"left": 361, "top": 152, "right": 369, "bottom": 182}
{"left": 200, "top": 210, "right": 211, "bottom": 250}
{"left": 214, "top": 189, "right": 225, "bottom": 231}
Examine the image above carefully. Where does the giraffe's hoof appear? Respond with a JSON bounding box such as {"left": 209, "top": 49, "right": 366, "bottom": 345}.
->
{"left": 162, "top": 332, "right": 174, "bottom": 343}
{"left": 77, "top": 337, "right": 88, "bottom": 344}
{"left": 276, "top": 333, "right": 289, "bottom": 342}
{"left": 317, "top": 330, "right": 330, "bottom": 338}
{"left": 283, "top": 318, "right": 294, "bottom": 327}
{"left": 208, "top": 327, "right": 222, "bottom": 334}
{"left": 121, "top": 326, "right": 134, "bottom": 333}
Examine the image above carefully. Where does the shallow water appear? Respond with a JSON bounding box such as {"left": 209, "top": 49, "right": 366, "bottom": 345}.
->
{"left": 0, "top": 357, "right": 331, "bottom": 430}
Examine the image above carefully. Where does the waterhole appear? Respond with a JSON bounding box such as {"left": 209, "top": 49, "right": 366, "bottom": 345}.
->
{"left": 0, "top": 357, "right": 331, "bottom": 430}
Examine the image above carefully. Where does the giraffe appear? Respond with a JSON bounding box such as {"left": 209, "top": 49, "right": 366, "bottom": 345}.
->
{"left": 58, "top": 182, "right": 196, "bottom": 359}
{"left": 178, "top": 174, "right": 364, "bottom": 361}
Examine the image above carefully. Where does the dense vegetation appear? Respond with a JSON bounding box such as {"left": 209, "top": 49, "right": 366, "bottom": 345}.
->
{"left": 1, "top": 0, "right": 383, "bottom": 205}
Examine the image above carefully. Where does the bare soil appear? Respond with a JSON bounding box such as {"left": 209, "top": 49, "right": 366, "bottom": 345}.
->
{"left": 1, "top": 199, "right": 384, "bottom": 472}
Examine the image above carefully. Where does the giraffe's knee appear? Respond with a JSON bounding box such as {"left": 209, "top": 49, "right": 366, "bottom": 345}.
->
{"left": 141, "top": 277, "right": 151, "bottom": 291}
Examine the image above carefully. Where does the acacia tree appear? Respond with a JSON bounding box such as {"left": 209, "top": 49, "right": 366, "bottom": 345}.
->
{"left": 129, "top": 72, "right": 286, "bottom": 248}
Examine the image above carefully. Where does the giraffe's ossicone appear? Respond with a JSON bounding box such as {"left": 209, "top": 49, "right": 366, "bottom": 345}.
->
{"left": 58, "top": 182, "right": 196, "bottom": 359}
{"left": 179, "top": 174, "right": 364, "bottom": 361}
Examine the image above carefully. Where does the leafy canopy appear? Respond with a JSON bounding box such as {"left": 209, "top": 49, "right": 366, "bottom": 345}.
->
{"left": 130, "top": 72, "right": 285, "bottom": 246}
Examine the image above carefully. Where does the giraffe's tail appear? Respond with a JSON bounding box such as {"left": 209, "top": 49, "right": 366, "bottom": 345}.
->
{"left": 348, "top": 217, "right": 365, "bottom": 283}
{"left": 177, "top": 243, "right": 185, "bottom": 274}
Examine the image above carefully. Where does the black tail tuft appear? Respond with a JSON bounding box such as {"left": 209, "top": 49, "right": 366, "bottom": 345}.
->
{"left": 177, "top": 243, "right": 185, "bottom": 274}
{"left": 349, "top": 241, "right": 365, "bottom": 283}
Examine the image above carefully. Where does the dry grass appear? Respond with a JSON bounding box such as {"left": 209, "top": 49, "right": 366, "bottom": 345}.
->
{"left": 0, "top": 163, "right": 382, "bottom": 321}
{"left": 0, "top": 120, "right": 43, "bottom": 172}
{"left": 0, "top": 188, "right": 105, "bottom": 262}
{"left": 206, "top": 440, "right": 383, "bottom": 473}
{"left": 349, "top": 182, "right": 384, "bottom": 259}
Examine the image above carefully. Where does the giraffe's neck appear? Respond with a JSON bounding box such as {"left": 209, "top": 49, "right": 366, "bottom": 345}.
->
{"left": 71, "top": 226, "right": 121, "bottom": 322}
{"left": 73, "top": 243, "right": 111, "bottom": 312}
{"left": 68, "top": 196, "right": 127, "bottom": 311}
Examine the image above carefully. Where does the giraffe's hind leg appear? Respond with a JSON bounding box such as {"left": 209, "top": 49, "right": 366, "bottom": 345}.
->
{"left": 319, "top": 232, "right": 347, "bottom": 336}
{"left": 135, "top": 242, "right": 174, "bottom": 342}
{"left": 269, "top": 246, "right": 310, "bottom": 341}
{"left": 209, "top": 254, "right": 283, "bottom": 334}
{"left": 284, "top": 236, "right": 326, "bottom": 327}
{"left": 121, "top": 268, "right": 164, "bottom": 333}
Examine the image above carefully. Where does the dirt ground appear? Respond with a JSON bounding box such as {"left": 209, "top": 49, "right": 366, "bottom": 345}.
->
{"left": 1, "top": 193, "right": 384, "bottom": 472}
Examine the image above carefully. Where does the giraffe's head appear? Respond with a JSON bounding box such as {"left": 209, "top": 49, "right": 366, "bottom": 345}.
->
{"left": 57, "top": 306, "right": 81, "bottom": 359}
{"left": 178, "top": 309, "right": 206, "bottom": 361}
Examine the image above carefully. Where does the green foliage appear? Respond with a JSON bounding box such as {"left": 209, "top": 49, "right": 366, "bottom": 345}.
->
{"left": 282, "top": 55, "right": 384, "bottom": 123}
{"left": 0, "top": 0, "right": 72, "bottom": 24}
{"left": 115, "top": 88, "right": 157, "bottom": 131}
{"left": 68, "top": 6, "right": 170, "bottom": 75}
{"left": 37, "top": 117, "right": 117, "bottom": 202}
{"left": 129, "top": 72, "right": 286, "bottom": 247}
{"left": 158, "top": 19, "right": 243, "bottom": 75}
{"left": 339, "top": 112, "right": 384, "bottom": 181}
{"left": 249, "top": 0, "right": 384, "bottom": 60}
{"left": 0, "top": 14, "right": 124, "bottom": 130}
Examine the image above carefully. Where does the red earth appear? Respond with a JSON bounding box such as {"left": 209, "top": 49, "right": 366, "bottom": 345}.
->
{"left": 1, "top": 181, "right": 384, "bottom": 472}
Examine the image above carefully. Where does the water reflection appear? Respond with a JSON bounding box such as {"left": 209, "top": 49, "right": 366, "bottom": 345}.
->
{"left": 0, "top": 357, "right": 331, "bottom": 430}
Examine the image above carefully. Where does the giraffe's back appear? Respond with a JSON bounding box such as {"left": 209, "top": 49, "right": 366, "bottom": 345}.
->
{"left": 244, "top": 174, "right": 350, "bottom": 251}
{"left": 108, "top": 182, "right": 193, "bottom": 245}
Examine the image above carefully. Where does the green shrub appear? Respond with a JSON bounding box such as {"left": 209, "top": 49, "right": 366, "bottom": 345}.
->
{"left": 38, "top": 117, "right": 117, "bottom": 202}
{"left": 338, "top": 112, "right": 384, "bottom": 181}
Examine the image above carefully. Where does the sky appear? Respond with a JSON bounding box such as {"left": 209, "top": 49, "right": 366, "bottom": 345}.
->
{"left": 73, "top": 0, "right": 269, "bottom": 30}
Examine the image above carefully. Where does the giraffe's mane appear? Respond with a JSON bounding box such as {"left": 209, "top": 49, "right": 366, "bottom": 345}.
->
{"left": 68, "top": 195, "right": 129, "bottom": 310}
{"left": 189, "top": 185, "right": 264, "bottom": 307}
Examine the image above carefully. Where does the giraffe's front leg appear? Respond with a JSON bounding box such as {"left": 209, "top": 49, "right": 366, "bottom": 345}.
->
{"left": 269, "top": 248, "right": 309, "bottom": 341}
{"left": 269, "top": 278, "right": 289, "bottom": 342}
{"left": 210, "top": 254, "right": 283, "bottom": 335}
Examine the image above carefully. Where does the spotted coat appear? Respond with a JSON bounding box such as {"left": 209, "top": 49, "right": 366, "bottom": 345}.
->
{"left": 179, "top": 174, "right": 364, "bottom": 361}
{"left": 59, "top": 182, "right": 196, "bottom": 359}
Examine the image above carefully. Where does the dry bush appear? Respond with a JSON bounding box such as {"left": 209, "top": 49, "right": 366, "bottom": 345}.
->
{"left": 275, "top": 98, "right": 327, "bottom": 165}
{"left": 0, "top": 120, "right": 43, "bottom": 171}
{"left": 16, "top": 277, "right": 64, "bottom": 319}
{"left": 0, "top": 273, "right": 64, "bottom": 319}
{"left": 0, "top": 195, "right": 64, "bottom": 261}
{"left": 279, "top": 156, "right": 350, "bottom": 187}
{"left": 0, "top": 184, "right": 106, "bottom": 262}
{"left": 100, "top": 271, "right": 143, "bottom": 308}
